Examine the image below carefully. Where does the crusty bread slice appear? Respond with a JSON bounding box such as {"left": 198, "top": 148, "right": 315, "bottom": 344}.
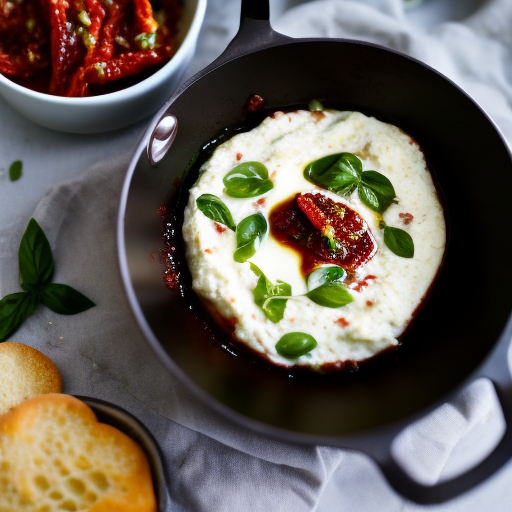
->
{"left": 0, "top": 342, "right": 62, "bottom": 416}
{"left": 0, "top": 393, "right": 157, "bottom": 512}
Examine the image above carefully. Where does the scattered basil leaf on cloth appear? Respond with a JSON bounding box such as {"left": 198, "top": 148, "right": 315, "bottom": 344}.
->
{"left": 234, "top": 213, "right": 267, "bottom": 262}
{"left": 39, "top": 284, "right": 95, "bottom": 315}
{"left": 9, "top": 160, "right": 22, "bottom": 182}
{"left": 223, "top": 161, "right": 274, "bottom": 198}
{"left": 0, "top": 292, "right": 39, "bottom": 342}
{"left": 18, "top": 218, "right": 54, "bottom": 290}
{"left": 250, "top": 263, "right": 291, "bottom": 323}
{"left": 0, "top": 218, "right": 95, "bottom": 342}
{"left": 196, "top": 193, "right": 236, "bottom": 231}
{"left": 275, "top": 332, "right": 318, "bottom": 359}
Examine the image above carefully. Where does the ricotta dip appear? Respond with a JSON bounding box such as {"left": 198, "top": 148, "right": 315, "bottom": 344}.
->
{"left": 182, "top": 109, "right": 446, "bottom": 370}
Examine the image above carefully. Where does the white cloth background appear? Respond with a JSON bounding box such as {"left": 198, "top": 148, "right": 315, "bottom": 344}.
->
{"left": 1, "top": 0, "right": 512, "bottom": 510}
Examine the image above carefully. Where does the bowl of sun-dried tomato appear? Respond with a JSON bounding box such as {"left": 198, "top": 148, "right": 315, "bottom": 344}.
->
{"left": 0, "top": 0, "right": 206, "bottom": 133}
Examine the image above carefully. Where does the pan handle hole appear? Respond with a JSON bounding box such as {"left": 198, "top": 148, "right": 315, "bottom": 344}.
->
{"left": 148, "top": 115, "right": 178, "bottom": 165}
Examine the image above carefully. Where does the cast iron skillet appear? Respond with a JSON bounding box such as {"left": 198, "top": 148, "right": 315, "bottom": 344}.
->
{"left": 118, "top": 0, "right": 512, "bottom": 504}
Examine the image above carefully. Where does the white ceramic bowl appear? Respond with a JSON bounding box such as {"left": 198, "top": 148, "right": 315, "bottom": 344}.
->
{"left": 0, "top": 0, "right": 207, "bottom": 134}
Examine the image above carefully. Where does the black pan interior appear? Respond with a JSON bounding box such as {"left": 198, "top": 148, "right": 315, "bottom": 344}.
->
{"left": 122, "top": 39, "right": 512, "bottom": 439}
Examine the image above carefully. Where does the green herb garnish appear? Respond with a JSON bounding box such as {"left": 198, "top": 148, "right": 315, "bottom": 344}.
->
{"left": 26, "top": 18, "right": 36, "bottom": 33}
{"left": 275, "top": 332, "right": 317, "bottom": 359}
{"left": 223, "top": 161, "right": 274, "bottom": 198}
{"left": 308, "top": 99, "right": 324, "bottom": 111}
{"left": 250, "top": 263, "right": 353, "bottom": 322}
{"left": 0, "top": 219, "right": 95, "bottom": 342}
{"left": 380, "top": 220, "right": 414, "bottom": 258}
{"left": 304, "top": 152, "right": 395, "bottom": 213}
{"left": 135, "top": 32, "right": 156, "bottom": 50}
{"left": 306, "top": 264, "right": 346, "bottom": 290}
{"left": 304, "top": 152, "right": 414, "bottom": 257}
{"left": 78, "top": 10, "right": 92, "bottom": 26}
{"left": 195, "top": 197, "right": 266, "bottom": 261}
{"left": 77, "top": 28, "right": 96, "bottom": 48}
{"left": 234, "top": 213, "right": 267, "bottom": 263}
{"left": 196, "top": 194, "right": 236, "bottom": 231}
{"left": 93, "top": 62, "right": 107, "bottom": 79}
{"left": 9, "top": 160, "right": 22, "bottom": 182}
{"left": 304, "top": 265, "right": 354, "bottom": 308}
{"left": 357, "top": 170, "right": 396, "bottom": 214}
{"left": 0, "top": 293, "right": 39, "bottom": 342}
{"left": 250, "top": 263, "right": 291, "bottom": 323}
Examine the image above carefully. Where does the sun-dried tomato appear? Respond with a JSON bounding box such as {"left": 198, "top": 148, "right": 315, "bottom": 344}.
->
{"left": 245, "top": 94, "right": 265, "bottom": 113}
{"left": 84, "top": 49, "right": 163, "bottom": 84}
{"left": 47, "top": 1, "right": 84, "bottom": 95}
{"left": 0, "top": 0, "right": 182, "bottom": 97}
{"left": 134, "top": 0, "right": 158, "bottom": 34}
{"left": 0, "top": 0, "right": 49, "bottom": 81}
{"left": 95, "top": 0, "right": 128, "bottom": 61}
{"left": 270, "top": 193, "right": 377, "bottom": 275}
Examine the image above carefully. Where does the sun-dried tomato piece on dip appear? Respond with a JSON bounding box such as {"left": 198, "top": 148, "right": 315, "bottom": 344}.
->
{"left": 270, "top": 192, "right": 377, "bottom": 275}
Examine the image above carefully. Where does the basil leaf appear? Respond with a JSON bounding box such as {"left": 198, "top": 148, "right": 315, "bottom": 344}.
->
{"left": 383, "top": 226, "right": 414, "bottom": 258}
{"left": 18, "top": 218, "right": 54, "bottom": 291}
{"left": 0, "top": 291, "right": 39, "bottom": 342}
{"left": 306, "top": 265, "right": 346, "bottom": 290}
{"left": 250, "top": 263, "right": 291, "bottom": 323}
{"left": 308, "top": 99, "right": 324, "bottom": 111}
{"left": 304, "top": 153, "right": 362, "bottom": 196}
{"left": 305, "top": 282, "right": 354, "bottom": 308}
{"left": 275, "top": 332, "right": 317, "bottom": 359}
{"left": 234, "top": 213, "right": 267, "bottom": 263}
{"left": 337, "top": 152, "right": 363, "bottom": 178}
{"left": 223, "top": 161, "right": 274, "bottom": 198}
{"left": 40, "top": 283, "right": 95, "bottom": 315}
{"left": 304, "top": 265, "right": 353, "bottom": 308}
{"left": 9, "top": 160, "right": 22, "bottom": 182}
{"left": 359, "top": 170, "right": 396, "bottom": 213}
{"left": 1, "top": 218, "right": 96, "bottom": 341}
{"left": 196, "top": 194, "right": 235, "bottom": 231}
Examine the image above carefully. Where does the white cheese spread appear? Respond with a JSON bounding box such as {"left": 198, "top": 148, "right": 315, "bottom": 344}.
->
{"left": 182, "top": 109, "right": 446, "bottom": 369}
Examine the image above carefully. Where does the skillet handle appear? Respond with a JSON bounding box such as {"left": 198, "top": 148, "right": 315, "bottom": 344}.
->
{"left": 240, "top": 0, "right": 269, "bottom": 19}
{"left": 369, "top": 323, "right": 512, "bottom": 504}
{"left": 208, "top": 0, "right": 293, "bottom": 69}
{"left": 145, "top": 0, "right": 291, "bottom": 164}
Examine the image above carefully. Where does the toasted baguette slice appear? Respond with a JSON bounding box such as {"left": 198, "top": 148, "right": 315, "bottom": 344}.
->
{"left": 0, "top": 393, "right": 157, "bottom": 512}
{"left": 0, "top": 342, "right": 62, "bottom": 415}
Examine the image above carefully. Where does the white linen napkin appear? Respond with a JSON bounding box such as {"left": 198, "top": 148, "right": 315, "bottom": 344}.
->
{"left": 1, "top": 0, "right": 511, "bottom": 511}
